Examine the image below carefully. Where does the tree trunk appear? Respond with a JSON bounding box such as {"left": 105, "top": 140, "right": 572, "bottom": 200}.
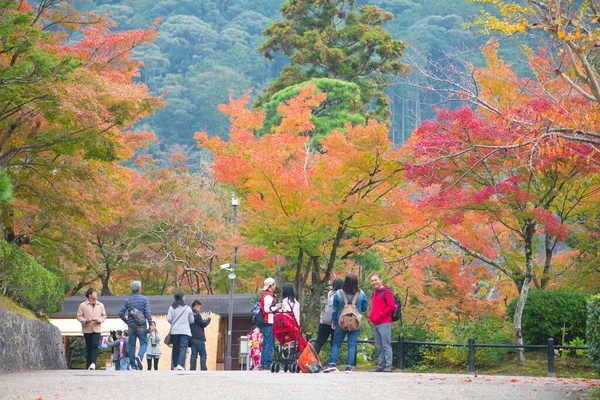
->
{"left": 303, "top": 257, "right": 326, "bottom": 331}
{"left": 293, "top": 249, "right": 305, "bottom": 304}
{"left": 513, "top": 221, "right": 536, "bottom": 366}
{"left": 540, "top": 234, "right": 555, "bottom": 290}
{"left": 302, "top": 224, "right": 346, "bottom": 329}
{"left": 100, "top": 266, "right": 113, "bottom": 296}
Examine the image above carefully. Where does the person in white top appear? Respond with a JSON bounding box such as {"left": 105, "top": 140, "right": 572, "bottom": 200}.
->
{"left": 281, "top": 284, "right": 300, "bottom": 326}
{"left": 167, "top": 292, "right": 194, "bottom": 370}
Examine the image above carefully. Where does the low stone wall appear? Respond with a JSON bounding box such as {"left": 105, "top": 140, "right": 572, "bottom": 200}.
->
{"left": 0, "top": 308, "right": 67, "bottom": 372}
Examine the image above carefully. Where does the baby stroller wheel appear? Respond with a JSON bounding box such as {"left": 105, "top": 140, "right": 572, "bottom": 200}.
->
{"left": 292, "top": 363, "right": 298, "bottom": 373}
{"left": 270, "top": 364, "right": 275, "bottom": 373}
{"left": 276, "top": 363, "right": 281, "bottom": 373}
{"left": 295, "top": 362, "right": 301, "bottom": 373}
{"left": 283, "top": 364, "right": 289, "bottom": 373}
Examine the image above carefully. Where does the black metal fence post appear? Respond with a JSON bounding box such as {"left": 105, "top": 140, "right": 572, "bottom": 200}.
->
{"left": 468, "top": 337, "right": 475, "bottom": 374}
{"left": 397, "top": 334, "right": 405, "bottom": 370}
{"left": 547, "top": 338, "right": 555, "bottom": 377}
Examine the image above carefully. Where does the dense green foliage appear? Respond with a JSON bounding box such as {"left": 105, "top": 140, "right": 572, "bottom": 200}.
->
{"left": 0, "top": 239, "right": 63, "bottom": 315}
{"left": 588, "top": 295, "right": 600, "bottom": 375}
{"left": 258, "top": 0, "right": 409, "bottom": 121}
{"left": 508, "top": 290, "right": 589, "bottom": 345}
{"left": 261, "top": 78, "right": 366, "bottom": 142}
{"left": 72, "top": 0, "right": 483, "bottom": 163}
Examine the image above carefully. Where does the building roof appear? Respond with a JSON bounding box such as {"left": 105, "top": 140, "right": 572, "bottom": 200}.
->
{"left": 51, "top": 294, "right": 256, "bottom": 318}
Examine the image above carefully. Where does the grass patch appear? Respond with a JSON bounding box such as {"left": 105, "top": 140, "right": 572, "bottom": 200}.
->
{"left": 403, "top": 350, "right": 597, "bottom": 379}
{"left": 0, "top": 294, "right": 41, "bottom": 321}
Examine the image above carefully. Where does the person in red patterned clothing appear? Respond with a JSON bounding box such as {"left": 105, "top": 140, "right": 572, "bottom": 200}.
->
{"left": 248, "top": 325, "right": 263, "bottom": 370}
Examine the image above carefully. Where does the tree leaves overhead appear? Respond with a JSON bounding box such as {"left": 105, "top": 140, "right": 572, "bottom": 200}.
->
{"left": 0, "top": 1, "right": 162, "bottom": 286}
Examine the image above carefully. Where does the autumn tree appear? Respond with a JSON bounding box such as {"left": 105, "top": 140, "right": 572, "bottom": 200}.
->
{"left": 197, "top": 84, "right": 418, "bottom": 326}
{"left": 0, "top": 1, "right": 163, "bottom": 284}
{"left": 130, "top": 157, "right": 232, "bottom": 295}
{"left": 258, "top": 0, "right": 409, "bottom": 120}
{"left": 465, "top": 0, "right": 600, "bottom": 147}
{"left": 405, "top": 47, "right": 600, "bottom": 363}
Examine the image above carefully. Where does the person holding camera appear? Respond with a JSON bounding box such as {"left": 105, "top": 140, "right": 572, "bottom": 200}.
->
{"left": 107, "top": 330, "right": 123, "bottom": 370}
{"left": 76, "top": 288, "right": 107, "bottom": 370}
{"left": 189, "top": 300, "right": 211, "bottom": 371}
{"left": 146, "top": 322, "right": 162, "bottom": 370}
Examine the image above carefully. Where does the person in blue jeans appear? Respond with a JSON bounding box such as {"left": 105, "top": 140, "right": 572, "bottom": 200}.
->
{"left": 118, "top": 281, "right": 153, "bottom": 370}
{"left": 167, "top": 291, "right": 194, "bottom": 370}
{"left": 323, "top": 273, "right": 369, "bottom": 373}
{"left": 189, "top": 300, "right": 211, "bottom": 371}
{"left": 259, "top": 277, "right": 282, "bottom": 370}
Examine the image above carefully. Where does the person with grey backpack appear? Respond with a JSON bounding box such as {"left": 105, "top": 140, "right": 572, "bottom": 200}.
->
{"left": 313, "top": 278, "right": 343, "bottom": 354}
{"left": 118, "top": 281, "right": 153, "bottom": 370}
{"left": 322, "top": 274, "right": 368, "bottom": 373}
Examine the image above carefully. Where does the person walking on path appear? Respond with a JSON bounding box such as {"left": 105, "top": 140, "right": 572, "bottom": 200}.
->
{"left": 119, "top": 281, "right": 152, "bottom": 370}
{"left": 167, "top": 291, "right": 194, "bottom": 371}
{"left": 119, "top": 281, "right": 153, "bottom": 370}
{"left": 146, "top": 322, "right": 162, "bottom": 370}
{"left": 189, "top": 300, "right": 211, "bottom": 371}
{"left": 259, "top": 277, "right": 282, "bottom": 370}
{"left": 313, "top": 278, "right": 343, "bottom": 354}
{"left": 369, "top": 273, "right": 396, "bottom": 372}
{"left": 76, "top": 288, "right": 107, "bottom": 370}
{"left": 323, "top": 274, "right": 368, "bottom": 373}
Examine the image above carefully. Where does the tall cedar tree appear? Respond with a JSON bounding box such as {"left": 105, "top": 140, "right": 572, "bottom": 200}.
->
{"left": 258, "top": 0, "right": 409, "bottom": 121}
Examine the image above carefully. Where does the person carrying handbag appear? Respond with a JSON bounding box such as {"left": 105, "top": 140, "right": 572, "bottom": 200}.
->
{"left": 167, "top": 292, "right": 194, "bottom": 370}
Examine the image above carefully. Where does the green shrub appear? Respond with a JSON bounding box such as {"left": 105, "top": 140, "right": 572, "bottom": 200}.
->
{"left": 587, "top": 295, "right": 600, "bottom": 375}
{"left": 444, "top": 316, "right": 513, "bottom": 368}
{"left": 418, "top": 315, "right": 513, "bottom": 369}
{"left": 395, "top": 325, "right": 431, "bottom": 368}
{"left": 508, "top": 289, "right": 589, "bottom": 345}
{"left": 0, "top": 239, "right": 63, "bottom": 315}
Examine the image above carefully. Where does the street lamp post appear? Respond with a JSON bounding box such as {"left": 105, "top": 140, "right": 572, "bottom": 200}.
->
{"left": 225, "top": 196, "right": 239, "bottom": 371}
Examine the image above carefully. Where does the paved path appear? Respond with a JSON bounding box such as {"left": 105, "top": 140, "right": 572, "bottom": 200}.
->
{"left": 0, "top": 370, "right": 596, "bottom": 400}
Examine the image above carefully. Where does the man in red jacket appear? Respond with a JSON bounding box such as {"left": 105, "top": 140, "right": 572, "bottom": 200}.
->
{"left": 369, "top": 273, "right": 396, "bottom": 372}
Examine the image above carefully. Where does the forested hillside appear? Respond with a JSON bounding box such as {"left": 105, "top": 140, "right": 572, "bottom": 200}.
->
{"left": 74, "top": 0, "right": 481, "bottom": 164}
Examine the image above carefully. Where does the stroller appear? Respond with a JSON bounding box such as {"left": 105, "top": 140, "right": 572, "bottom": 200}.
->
{"left": 270, "top": 310, "right": 307, "bottom": 373}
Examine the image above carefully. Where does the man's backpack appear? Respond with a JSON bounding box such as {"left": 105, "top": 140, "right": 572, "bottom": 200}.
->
{"left": 337, "top": 290, "right": 362, "bottom": 331}
{"left": 382, "top": 288, "right": 402, "bottom": 325}
{"left": 251, "top": 291, "right": 268, "bottom": 326}
{"left": 128, "top": 300, "right": 146, "bottom": 326}
{"left": 251, "top": 300, "right": 264, "bottom": 326}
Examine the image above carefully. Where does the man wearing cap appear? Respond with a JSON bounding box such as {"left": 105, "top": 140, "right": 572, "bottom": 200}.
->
{"left": 259, "top": 277, "right": 281, "bottom": 370}
{"left": 119, "top": 281, "right": 153, "bottom": 370}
